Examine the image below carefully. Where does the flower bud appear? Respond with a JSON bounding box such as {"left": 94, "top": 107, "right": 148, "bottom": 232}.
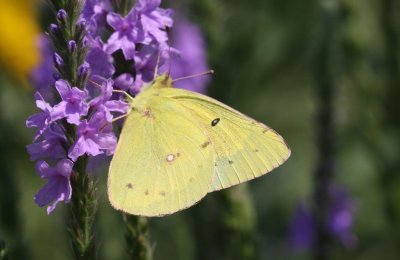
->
{"left": 78, "top": 62, "right": 90, "bottom": 78}
{"left": 53, "top": 53, "right": 64, "bottom": 67}
{"left": 53, "top": 73, "right": 61, "bottom": 81}
{"left": 76, "top": 19, "right": 86, "bottom": 32}
{"left": 57, "top": 9, "right": 67, "bottom": 22}
{"left": 50, "top": 24, "right": 59, "bottom": 34}
{"left": 68, "top": 40, "right": 77, "bottom": 53}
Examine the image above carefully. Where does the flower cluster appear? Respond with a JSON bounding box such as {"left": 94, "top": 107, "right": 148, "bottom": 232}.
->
{"left": 28, "top": 0, "right": 210, "bottom": 214}
{"left": 289, "top": 184, "right": 357, "bottom": 250}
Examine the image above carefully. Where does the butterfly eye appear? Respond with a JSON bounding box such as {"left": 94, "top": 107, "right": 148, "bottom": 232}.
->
{"left": 211, "top": 118, "right": 220, "bottom": 127}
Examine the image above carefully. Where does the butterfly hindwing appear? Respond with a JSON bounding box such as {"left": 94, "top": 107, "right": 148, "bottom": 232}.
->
{"left": 108, "top": 96, "right": 215, "bottom": 216}
{"left": 159, "top": 87, "right": 291, "bottom": 192}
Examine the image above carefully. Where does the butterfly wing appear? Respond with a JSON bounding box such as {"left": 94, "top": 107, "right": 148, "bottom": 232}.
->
{"left": 159, "top": 87, "right": 291, "bottom": 192}
{"left": 108, "top": 97, "right": 215, "bottom": 216}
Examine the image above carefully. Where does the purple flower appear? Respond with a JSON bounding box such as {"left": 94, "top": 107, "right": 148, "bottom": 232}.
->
{"left": 135, "top": 0, "right": 174, "bottom": 43}
{"left": 68, "top": 111, "right": 117, "bottom": 161}
{"left": 105, "top": 11, "right": 142, "bottom": 59}
{"left": 26, "top": 125, "right": 67, "bottom": 161}
{"left": 327, "top": 185, "right": 357, "bottom": 248}
{"left": 89, "top": 78, "right": 130, "bottom": 122}
{"left": 86, "top": 37, "right": 115, "bottom": 78}
{"left": 105, "top": 0, "right": 173, "bottom": 60}
{"left": 52, "top": 80, "right": 89, "bottom": 125}
{"left": 82, "top": 0, "right": 111, "bottom": 35}
{"left": 30, "top": 36, "right": 55, "bottom": 100}
{"left": 289, "top": 185, "right": 357, "bottom": 251}
{"left": 114, "top": 73, "right": 137, "bottom": 93}
{"left": 26, "top": 92, "right": 54, "bottom": 141}
{"left": 167, "top": 19, "right": 210, "bottom": 93}
{"left": 34, "top": 159, "right": 73, "bottom": 214}
{"left": 134, "top": 42, "right": 177, "bottom": 88}
{"left": 289, "top": 203, "right": 315, "bottom": 251}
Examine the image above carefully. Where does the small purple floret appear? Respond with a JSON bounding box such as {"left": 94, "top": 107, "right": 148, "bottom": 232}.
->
{"left": 52, "top": 80, "right": 89, "bottom": 125}
{"left": 34, "top": 159, "right": 73, "bottom": 214}
{"left": 57, "top": 9, "right": 67, "bottom": 21}
{"left": 68, "top": 111, "right": 117, "bottom": 161}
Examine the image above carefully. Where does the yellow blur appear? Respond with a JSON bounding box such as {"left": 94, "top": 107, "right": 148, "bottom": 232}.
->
{"left": 0, "top": 1, "right": 41, "bottom": 86}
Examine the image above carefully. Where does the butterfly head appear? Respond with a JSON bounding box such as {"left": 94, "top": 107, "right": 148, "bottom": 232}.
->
{"left": 152, "top": 73, "right": 173, "bottom": 89}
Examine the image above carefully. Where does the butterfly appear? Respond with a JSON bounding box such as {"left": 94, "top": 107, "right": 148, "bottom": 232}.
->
{"left": 108, "top": 74, "right": 290, "bottom": 217}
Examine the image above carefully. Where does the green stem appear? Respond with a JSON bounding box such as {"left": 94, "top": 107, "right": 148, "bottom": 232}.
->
{"left": 379, "top": 0, "right": 400, "bottom": 254}
{"left": 0, "top": 236, "right": 9, "bottom": 260}
{"left": 123, "top": 215, "right": 153, "bottom": 260}
{"left": 69, "top": 156, "right": 97, "bottom": 260}
{"left": 312, "top": 0, "right": 342, "bottom": 259}
{"left": 216, "top": 185, "right": 257, "bottom": 260}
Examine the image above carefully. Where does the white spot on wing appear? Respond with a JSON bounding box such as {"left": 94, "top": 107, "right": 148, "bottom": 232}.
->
{"left": 166, "top": 154, "right": 175, "bottom": 162}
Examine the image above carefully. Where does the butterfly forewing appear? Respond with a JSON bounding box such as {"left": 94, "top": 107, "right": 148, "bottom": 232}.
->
{"left": 159, "top": 87, "right": 291, "bottom": 192}
{"left": 108, "top": 97, "right": 215, "bottom": 216}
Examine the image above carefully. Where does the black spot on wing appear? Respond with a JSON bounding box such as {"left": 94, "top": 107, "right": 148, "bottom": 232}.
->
{"left": 126, "top": 183, "right": 133, "bottom": 189}
{"left": 201, "top": 140, "right": 211, "bottom": 148}
{"left": 211, "top": 118, "right": 220, "bottom": 127}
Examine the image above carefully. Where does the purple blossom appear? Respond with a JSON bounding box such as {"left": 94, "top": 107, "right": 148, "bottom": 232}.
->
{"left": 105, "top": 0, "right": 173, "bottom": 60}
{"left": 167, "top": 19, "right": 210, "bottom": 93}
{"left": 327, "top": 185, "right": 358, "bottom": 248}
{"left": 30, "top": 36, "right": 55, "bottom": 99}
{"left": 134, "top": 43, "right": 166, "bottom": 83}
{"left": 134, "top": 42, "right": 178, "bottom": 89}
{"left": 68, "top": 111, "right": 117, "bottom": 161}
{"left": 89, "top": 78, "right": 130, "bottom": 122}
{"left": 26, "top": 92, "right": 54, "bottom": 141}
{"left": 135, "top": 0, "right": 174, "bottom": 43}
{"left": 289, "top": 203, "right": 315, "bottom": 250}
{"left": 26, "top": 125, "right": 67, "bottom": 161}
{"left": 82, "top": 0, "right": 111, "bottom": 35}
{"left": 289, "top": 185, "right": 357, "bottom": 251}
{"left": 86, "top": 37, "right": 115, "bottom": 78}
{"left": 52, "top": 80, "right": 89, "bottom": 125}
{"left": 34, "top": 159, "right": 73, "bottom": 214}
{"left": 105, "top": 11, "right": 142, "bottom": 59}
{"left": 114, "top": 73, "right": 136, "bottom": 93}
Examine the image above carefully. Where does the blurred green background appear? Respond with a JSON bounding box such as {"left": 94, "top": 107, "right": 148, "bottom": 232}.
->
{"left": 1, "top": 0, "right": 400, "bottom": 259}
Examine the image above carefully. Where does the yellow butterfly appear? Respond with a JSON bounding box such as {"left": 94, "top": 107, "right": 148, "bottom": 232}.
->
{"left": 108, "top": 74, "right": 290, "bottom": 217}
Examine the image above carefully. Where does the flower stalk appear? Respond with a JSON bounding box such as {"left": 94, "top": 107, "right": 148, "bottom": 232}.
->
{"left": 48, "top": 0, "right": 98, "bottom": 258}
{"left": 123, "top": 214, "right": 153, "bottom": 260}
{"left": 0, "top": 236, "right": 9, "bottom": 260}
{"left": 379, "top": 0, "right": 400, "bottom": 252}
{"left": 69, "top": 157, "right": 97, "bottom": 259}
{"left": 312, "top": 0, "right": 342, "bottom": 258}
{"left": 217, "top": 186, "right": 257, "bottom": 260}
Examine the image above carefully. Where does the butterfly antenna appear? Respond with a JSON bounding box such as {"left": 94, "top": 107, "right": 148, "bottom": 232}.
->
{"left": 166, "top": 26, "right": 172, "bottom": 76}
{"left": 172, "top": 70, "right": 215, "bottom": 83}
{"left": 112, "top": 89, "right": 135, "bottom": 102}
{"left": 153, "top": 49, "right": 162, "bottom": 80}
{"left": 88, "top": 79, "right": 102, "bottom": 88}
{"left": 89, "top": 79, "right": 135, "bottom": 102}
